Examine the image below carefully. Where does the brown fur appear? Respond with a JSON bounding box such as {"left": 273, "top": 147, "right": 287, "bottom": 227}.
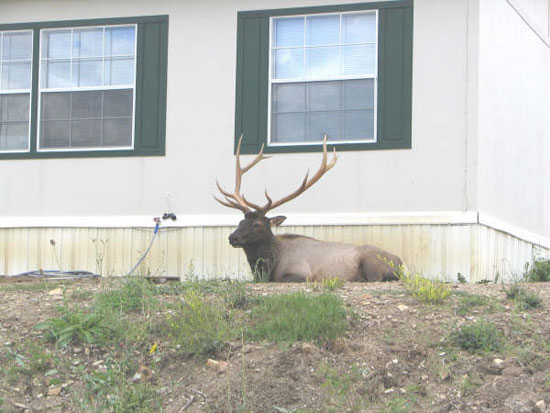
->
{"left": 229, "top": 212, "right": 401, "bottom": 283}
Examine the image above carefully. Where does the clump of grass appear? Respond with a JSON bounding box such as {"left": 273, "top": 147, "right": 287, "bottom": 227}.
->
{"left": 503, "top": 283, "right": 543, "bottom": 310}
{"left": 524, "top": 258, "right": 550, "bottom": 282}
{"left": 247, "top": 292, "right": 348, "bottom": 344}
{"left": 79, "top": 357, "right": 159, "bottom": 412}
{"left": 393, "top": 265, "right": 450, "bottom": 304}
{"left": 252, "top": 258, "right": 272, "bottom": 283}
{"left": 165, "top": 290, "right": 232, "bottom": 357}
{"left": 450, "top": 320, "right": 505, "bottom": 353}
{"left": 94, "top": 277, "right": 157, "bottom": 315}
{"left": 455, "top": 293, "right": 502, "bottom": 315}
{"left": 36, "top": 305, "right": 108, "bottom": 348}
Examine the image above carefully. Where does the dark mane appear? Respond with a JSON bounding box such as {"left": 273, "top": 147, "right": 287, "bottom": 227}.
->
{"left": 278, "top": 234, "right": 313, "bottom": 240}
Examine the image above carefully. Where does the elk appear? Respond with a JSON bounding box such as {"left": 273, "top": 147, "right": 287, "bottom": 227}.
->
{"left": 214, "top": 136, "right": 403, "bottom": 282}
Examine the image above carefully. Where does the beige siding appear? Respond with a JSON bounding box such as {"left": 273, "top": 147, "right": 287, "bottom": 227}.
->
{"left": 1, "top": 224, "right": 547, "bottom": 281}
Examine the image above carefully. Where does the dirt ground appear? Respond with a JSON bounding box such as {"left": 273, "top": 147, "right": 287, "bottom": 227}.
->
{"left": 1, "top": 279, "right": 550, "bottom": 412}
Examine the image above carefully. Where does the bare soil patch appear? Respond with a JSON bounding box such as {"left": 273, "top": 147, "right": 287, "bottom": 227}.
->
{"left": 1, "top": 279, "right": 550, "bottom": 412}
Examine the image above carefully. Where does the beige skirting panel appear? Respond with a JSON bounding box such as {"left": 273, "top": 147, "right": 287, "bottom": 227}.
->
{"left": 0, "top": 224, "right": 548, "bottom": 282}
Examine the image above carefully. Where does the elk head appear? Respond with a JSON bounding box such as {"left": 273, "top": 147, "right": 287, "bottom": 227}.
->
{"left": 214, "top": 135, "right": 338, "bottom": 249}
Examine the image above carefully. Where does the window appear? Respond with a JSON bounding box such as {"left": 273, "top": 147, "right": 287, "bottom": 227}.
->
{"left": 0, "top": 30, "right": 32, "bottom": 152}
{"left": 235, "top": 1, "right": 412, "bottom": 154}
{"left": 0, "top": 15, "right": 167, "bottom": 159}
{"left": 270, "top": 12, "right": 377, "bottom": 145}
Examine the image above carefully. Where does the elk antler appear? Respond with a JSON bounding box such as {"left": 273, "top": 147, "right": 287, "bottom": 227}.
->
{"left": 214, "top": 134, "right": 337, "bottom": 214}
{"left": 214, "top": 135, "right": 271, "bottom": 213}
{"left": 259, "top": 134, "right": 337, "bottom": 214}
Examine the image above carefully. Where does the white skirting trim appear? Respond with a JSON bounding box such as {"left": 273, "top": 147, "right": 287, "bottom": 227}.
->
{"left": 0, "top": 210, "right": 548, "bottom": 249}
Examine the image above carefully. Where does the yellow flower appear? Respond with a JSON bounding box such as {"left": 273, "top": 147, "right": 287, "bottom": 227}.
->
{"left": 149, "top": 343, "right": 158, "bottom": 354}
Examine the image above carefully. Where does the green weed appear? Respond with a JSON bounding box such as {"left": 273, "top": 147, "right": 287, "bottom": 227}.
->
{"left": 394, "top": 265, "right": 450, "bottom": 304}
{"left": 524, "top": 258, "right": 550, "bottom": 282}
{"left": 165, "top": 290, "right": 232, "bottom": 357}
{"left": 36, "top": 305, "right": 107, "bottom": 348}
{"left": 450, "top": 320, "right": 505, "bottom": 353}
{"left": 455, "top": 294, "right": 502, "bottom": 315}
{"left": 79, "top": 357, "right": 159, "bottom": 412}
{"left": 247, "top": 292, "right": 348, "bottom": 344}
{"left": 503, "top": 284, "right": 543, "bottom": 310}
{"left": 94, "top": 277, "right": 157, "bottom": 315}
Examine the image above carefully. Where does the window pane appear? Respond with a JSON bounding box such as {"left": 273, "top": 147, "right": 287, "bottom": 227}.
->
{"left": 71, "top": 119, "right": 102, "bottom": 147}
{"left": 104, "top": 89, "right": 133, "bottom": 117}
{"left": 273, "top": 17, "right": 304, "bottom": 47}
{"left": 1, "top": 62, "right": 32, "bottom": 89}
{"left": 2, "top": 32, "right": 32, "bottom": 61}
{"left": 72, "top": 59, "right": 102, "bottom": 87}
{"left": 104, "top": 57, "right": 135, "bottom": 86}
{"left": 41, "top": 92, "right": 70, "bottom": 120}
{"left": 42, "top": 30, "right": 71, "bottom": 59}
{"left": 271, "top": 113, "right": 306, "bottom": 143}
{"left": 40, "top": 120, "right": 71, "bottom": 148}
{"left": 307, "top": 111, "right": 340, "bottom": 141}
{"left": 105, "top": 26, "right": 136, "bottom": 56}
{"left": 273, "top": 49, "right": 303, "bottom": 79}
{"left": 343, "top": 44, "right": 376, "bottom": 76}
{"left": 0, "top": 94, "right": 29, "bottom": 121}
{"left": 306, "top": 46, "right": 340, "bottom": 78}
{"left": 272, "top": 83, "right": 305, "bottom": 113}
{"left": 104, "top": 118, "right": 132, "bottom": 146}
{"left": 72, "top": 28, "right": 103, "bottom": 58}
{"left": 307, "top": 81, "right": 341, "bottom": 112}
{"left": 342, "top": 12, "right": 376, "bottom": 44}
{"left": 306, "top": 14, "right": 340, "bottom": 46}
{"left": 40, "top": 89, "right": 133, "bottom": 149}
{"left": 41, "top": 60, "right": 71, "bottom": 88}
{"left": 0, "top": 122, "right": 28, "bottom": 150}
{"left": 343, "top": 79, "right": 374, "bottom": 110}
{"left": 72, "top": 91, "right": 102, "bottom": 119}
{"left": 343, "top": 109, "right": 374, "bottom": 140}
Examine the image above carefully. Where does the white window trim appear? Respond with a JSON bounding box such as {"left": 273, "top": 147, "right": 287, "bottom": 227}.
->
{"left": 37, "top": 23, "right": 138, "bottom": 153}
{"left": 0, "top": 29, "right": 33, "bottom": 154}
{"left": 267, "top": 10, "right": 379, "bottom": 147}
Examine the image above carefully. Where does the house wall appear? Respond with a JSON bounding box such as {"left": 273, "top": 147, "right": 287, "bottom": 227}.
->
{"left": 0, "top": 0, "right": 471, "bottom": 220}
{"left": 3, "top": 0, "right": 547, "bottom": 280}
{"left": 477, "top": 0, "right": 550, "bottom": 241}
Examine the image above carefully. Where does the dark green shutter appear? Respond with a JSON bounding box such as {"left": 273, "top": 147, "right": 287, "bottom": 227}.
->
{"left": 135, "top": 17, "right": 168, "bottom": 156}
{"left": 377, "top": 5, "right": 413, "bottom": 149}
{"left": 234, "top": 14, "right": 269, "bottom": 154}
{"left": 235, "top": 2, "right": 413, "bottom": 154}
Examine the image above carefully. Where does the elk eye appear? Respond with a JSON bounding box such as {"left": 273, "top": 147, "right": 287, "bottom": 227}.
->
{"left": 253, "top": 222, "right": 263, "bottom": 229}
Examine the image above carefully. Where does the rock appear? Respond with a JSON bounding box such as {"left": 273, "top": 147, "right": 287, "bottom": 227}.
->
{"left": 73, "top": 346, "right": 83, "bottom": 354}
{"left": 384, "top": 388, "right": 394, "bottom": 394}
{"left": 397, "top": 304, "right": 409, "bottom": 312}
{"left": 439, "top": 370, "right": 451, "bottom": 381}
{"left": 47, "top": 386, "right": 62, "bottom": 396}
{"left": 534, "top": 400, "right": 546, "bottom": 413}
{"left": 206, "top": 359, "right": 228, "bottom": 373}
{"left": 11, "top": 401, "right": 29, "bottom": 409}
{"left": 493, "top": 358, "right": 505, "bottom": 367}
{"left": 48, "top": 288, "right": 63, "bottom": 296}
{"left": 421, "top": 375, "right": 429, "bottom": 381}
{"left": 300, "top": 342, "right": 315, "bottom": 353}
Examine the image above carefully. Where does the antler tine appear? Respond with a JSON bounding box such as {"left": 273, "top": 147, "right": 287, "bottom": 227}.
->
{"left": 260, "top": 134, "right": 338, "bottom": 213}
{"left": 214, "top": 135, "right": 272, "bottom": 214}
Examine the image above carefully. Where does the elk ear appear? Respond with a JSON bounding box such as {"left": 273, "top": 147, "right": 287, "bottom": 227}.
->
{"left": 269, "top": 216, "right": 286, "bottom": 227}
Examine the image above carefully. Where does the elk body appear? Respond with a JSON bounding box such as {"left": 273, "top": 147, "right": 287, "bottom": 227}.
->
{"left": 215, "top": 136, "right": 402, "bottom": 282}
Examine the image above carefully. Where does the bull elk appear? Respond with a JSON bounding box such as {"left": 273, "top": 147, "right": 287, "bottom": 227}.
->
{"left": 214, "top": 136, "right": 402, "bottom": 282}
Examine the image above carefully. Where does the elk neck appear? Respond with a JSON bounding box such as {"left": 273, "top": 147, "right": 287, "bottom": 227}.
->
{"left": 242, "top": 236, "right": 280, "bottom": 278}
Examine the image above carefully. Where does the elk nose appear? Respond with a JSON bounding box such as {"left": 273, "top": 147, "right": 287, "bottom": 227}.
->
{"left": 228, "top": 234, "right": 237, "bottom": 246}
